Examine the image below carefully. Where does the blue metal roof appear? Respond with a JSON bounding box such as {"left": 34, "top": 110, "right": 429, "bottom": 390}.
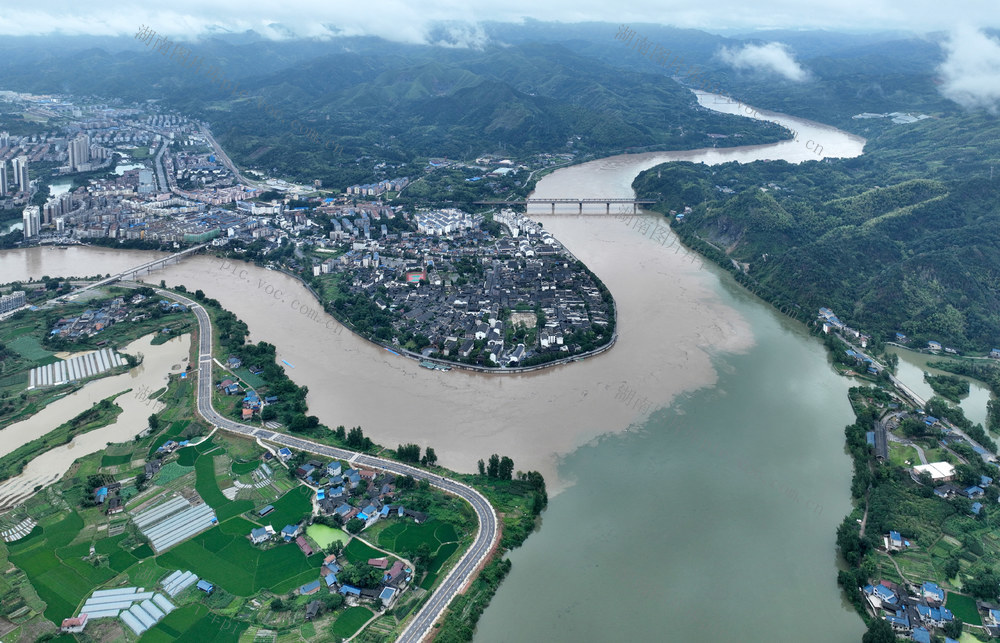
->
{"left": 874, "top": 585, "right": 897, "bottom": 603}
{"left": 885, "top": 613, "right": 908, "bottom": 627}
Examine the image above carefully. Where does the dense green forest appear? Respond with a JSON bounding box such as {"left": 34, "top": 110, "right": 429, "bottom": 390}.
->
{"left": 633, "top": 106, "right": 1000, "bottom": 350}
{"left": 0, "top": 33, "right": 792, "bottom": 190}
{"left": 924, "top": 373, "right": 970, "bottom": 403}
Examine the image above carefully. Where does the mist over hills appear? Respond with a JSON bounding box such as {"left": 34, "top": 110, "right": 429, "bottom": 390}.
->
{"left": 5, "top": 22, "right": 1000, "bottom": 349}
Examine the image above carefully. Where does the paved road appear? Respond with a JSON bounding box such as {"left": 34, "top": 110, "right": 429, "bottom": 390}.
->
{"left": 162, "top": 289, "right": 499, "bottom": 643}
{"left": 200, "top": 126, "right": 261, "bottom": 188}
{"left": 844, "top": 335, "right": 996, "bottom": 463}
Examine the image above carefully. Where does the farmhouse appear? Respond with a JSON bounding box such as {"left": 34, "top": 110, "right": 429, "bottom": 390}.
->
{"left": 299, "top": 579, "right": 322, "bottom": 596}
{"left": 106, "top": 497, "right": 124, "bottom": 515}
{"left": 379, "top": 587, "right": 397, "bottom": 606}
{"left": 305, "top": 600, "right": 323, "bottom": 620}
{"left": 884, "top": 530, "right": 910, "bottom": 551}
{"left": 296, "top": 535, "right": 314, "bottom": 556}
{"left": 250, "top": 526, "right": 274, "bottom": 545}
{"left": 61, "top": 614, "right": 88, "bottom": 633}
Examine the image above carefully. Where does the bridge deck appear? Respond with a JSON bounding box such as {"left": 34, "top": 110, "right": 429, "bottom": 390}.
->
{"left": 474, "top": 198, "right": 656, "bottom": 204}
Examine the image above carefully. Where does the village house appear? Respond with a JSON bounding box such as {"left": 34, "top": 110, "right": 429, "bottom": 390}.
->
{"left": 250, "top": 525, "right": 274, "bottom": 545}
{"left": 61, "top": 614, "right": 88, "bottom": 633}
{"left": 305, "top": 600, "right": 323, "bottom": 620}
{"left": 299, "top": 579, "right": 322, "bottom": 596}
{"left": 885, "top": 530, "right": 909, "bottom": 551}
{"left": 106, "top": 497, "right": 124, "bottom": 515}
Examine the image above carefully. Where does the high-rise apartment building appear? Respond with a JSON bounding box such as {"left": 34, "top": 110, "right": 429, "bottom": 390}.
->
{"left": 22, "top": 205, "right": 40, "bottom": 238}
{"left": 0, "top": 291, "right": 26, "bottom": 315}
{"left": 68, "top": 134, "right": 90, "bottom": 171}
{"left": 11, "top": 156, "right": 28, "bottom": 192}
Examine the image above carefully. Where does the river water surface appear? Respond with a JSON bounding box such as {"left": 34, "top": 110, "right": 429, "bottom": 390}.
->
{"left": 0, "top": 333, "right": 190, "bottom": 508}
{"left": 0, "top": 92, "right": 867, "bottom": 641}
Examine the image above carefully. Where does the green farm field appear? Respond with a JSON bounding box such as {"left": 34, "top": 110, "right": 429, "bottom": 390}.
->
{"left": 343, "top": 538, "right": 381, "bottom": 565}
{"left": 261, "top": 487, "right": 311, "bottom": 528}
{"left": 945, "top": 592, "right": 982, "bottom": 625}
{"left": 377, "top": 519, "right": 458, "bottom": 554}
{"left": 331, "top": 606, "right": 374, "bottom": 639}
{"left": 7, "top": 511, "right": 107, "bottom": 622}
{"left": 156, "top": 517, "right": 322, "bottom": 596}
{"left": 194, "top": 454, "right": 253, "bottom": 522}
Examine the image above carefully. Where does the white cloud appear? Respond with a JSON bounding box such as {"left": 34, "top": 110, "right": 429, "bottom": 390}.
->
{"left": 425, "top": 22, "right": 491, "bottom": 50}
{"left": 937, "top": 26, "right": 1000, "bottom": 112}
{"left": 717, "top": 42, "right": 809, "bottom": 81}
{"left": 2, "top": 1, "right": 1000, "bottom": 40}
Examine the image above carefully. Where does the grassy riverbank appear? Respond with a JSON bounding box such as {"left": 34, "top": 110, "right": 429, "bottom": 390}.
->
{"left": 0, "top": 287, "right": 545, "bottom": 642}
{"left": 0, "top": 393, "right": 124, "bottom": 483}
{"left": 0, "top": 283, "right": 198, "bottom": 428}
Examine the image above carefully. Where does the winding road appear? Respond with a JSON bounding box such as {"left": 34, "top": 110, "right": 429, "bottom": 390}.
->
{"left": 161, "top": 288, "right": 500, "bottom": 643}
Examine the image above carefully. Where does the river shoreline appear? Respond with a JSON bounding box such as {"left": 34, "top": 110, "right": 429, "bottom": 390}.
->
{"left": 0, "top": 332, "right": 191, "bottom": 510}
{"left": 269, "top": 264, "right": 620, "bottom": 374}
{"left": 0, "top": 93, "right": 872, "bottom": 642}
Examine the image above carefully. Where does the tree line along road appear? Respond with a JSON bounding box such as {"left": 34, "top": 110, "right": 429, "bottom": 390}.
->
{"left": 159, "top": 288, "right": 500, "bottom": 643}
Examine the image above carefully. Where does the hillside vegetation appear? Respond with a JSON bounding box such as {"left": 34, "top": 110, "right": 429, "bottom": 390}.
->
{"left": 634, "top": 109, "right": 1000, "bottom": 351}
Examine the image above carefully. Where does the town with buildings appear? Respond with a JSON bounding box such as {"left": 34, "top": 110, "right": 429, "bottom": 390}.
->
{"left": 316, "top": 207, "right": 615, "bottom": 368}
{"left": 1, "top": 91, "right": 614, "bottom": 371}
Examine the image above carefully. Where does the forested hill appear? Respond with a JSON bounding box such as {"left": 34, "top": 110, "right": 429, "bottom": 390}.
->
{"left": 632, "top": 110, "right": 1000, "bottom": 352}
{"left": 0, "top": 34, "right": 789, "bottom": 188}
{"left": 206, "top": 41, "right": 790, "bottom": 187}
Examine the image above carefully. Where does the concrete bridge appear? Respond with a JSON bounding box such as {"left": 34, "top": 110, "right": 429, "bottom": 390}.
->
{"left": 67, "top": 243, "right": 210, "bottom": 296}
{"left": 474, "top": 198, "right": 657, "bottom": 214}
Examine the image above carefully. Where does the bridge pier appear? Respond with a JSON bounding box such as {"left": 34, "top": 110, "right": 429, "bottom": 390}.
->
{"left": 606, "top": 202, "right": 610, "bottom": 214}
{"left": 633, "top": 203, "right": 637, "bottom": 214}
{"left": 579, "top": 201, "right": 583, "bottom": 214}
{"left": 551, "top": 202, "right": 555, "bottom": 214}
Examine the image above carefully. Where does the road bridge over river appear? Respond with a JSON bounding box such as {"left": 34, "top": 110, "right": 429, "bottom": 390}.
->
{"left": 475, "top": 197, "right": 656, "bottom": 214}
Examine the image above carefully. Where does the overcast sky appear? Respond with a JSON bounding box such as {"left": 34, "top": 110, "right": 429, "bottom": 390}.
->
{"left": 2, "top": 1, "right": 999, "bottom": 40}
